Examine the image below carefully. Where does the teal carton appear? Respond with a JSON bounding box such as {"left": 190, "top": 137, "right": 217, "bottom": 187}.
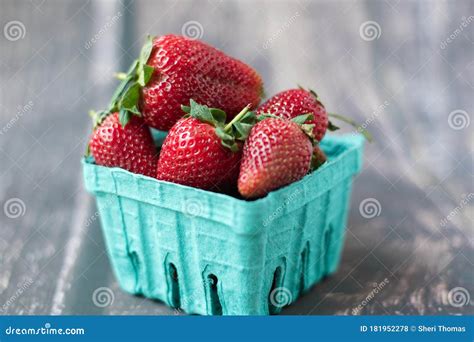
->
{"left": 83, "top": 134, "right": 364, "bottom": 315}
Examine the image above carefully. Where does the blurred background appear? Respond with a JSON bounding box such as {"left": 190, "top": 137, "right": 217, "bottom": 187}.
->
{"left": 0, "top": 0, "right": 472, "bottom": 315}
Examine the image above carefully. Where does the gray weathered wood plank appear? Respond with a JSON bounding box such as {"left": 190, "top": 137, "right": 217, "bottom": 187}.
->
{"left": 0, "top": 0, "right": 472, "bottom": 316}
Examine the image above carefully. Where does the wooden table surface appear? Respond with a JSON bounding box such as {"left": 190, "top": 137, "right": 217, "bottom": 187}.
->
{"left": 0, "top": 0, "right": 472, "bottom": 315}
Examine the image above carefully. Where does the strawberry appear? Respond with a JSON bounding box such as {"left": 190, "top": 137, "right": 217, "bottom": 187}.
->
{"left": 257, "top": 87, "right": 372, "bottom": 142}
{"left": 238, "top": 116, "right": 314, "bottom": 199}
{"left": 108, "top": 35, "right": 263, "bottom": 131}
{"left": 88, "top": 111, "right": 158, "bottom": 177}
{"left": 156, "top": 100, "right": 257, "bottom": 191}
{"left": 257, "top": 88, "right": 328, "bottom": 142}
{"left": 311, "top": 145, "right": 327, "bottom": 171}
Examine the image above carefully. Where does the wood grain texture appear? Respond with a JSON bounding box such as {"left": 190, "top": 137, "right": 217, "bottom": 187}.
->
{"left": 0, "top": 0, "right": 472, "bottom": 316}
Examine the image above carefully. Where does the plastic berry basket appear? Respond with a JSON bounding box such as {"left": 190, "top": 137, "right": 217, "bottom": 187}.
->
{"left": 82, "top": 133, "right": 364, "bottom": 315}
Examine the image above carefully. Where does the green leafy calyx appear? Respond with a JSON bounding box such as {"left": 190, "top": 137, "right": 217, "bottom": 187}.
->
{"left": 107, "top": 35, "right": 156, "bottom": 126}
{"left": 257, "top": 112, "right": 316, "bottom": 144}
{"left": 291, "top": 113, "right": 315, "bottom": 143}
{"left": 182, "top": 100, "right": 257, "bottom": 152}
{"left": 299, "top": 84, "right": 373, "bottom": 142}
{"left": 89, "top": 110, "right": 109, "bottom": 130}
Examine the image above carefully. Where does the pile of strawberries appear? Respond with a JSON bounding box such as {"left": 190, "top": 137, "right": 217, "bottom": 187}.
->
{"left": 87, "top": 34, "right": 365, "bottom": 199}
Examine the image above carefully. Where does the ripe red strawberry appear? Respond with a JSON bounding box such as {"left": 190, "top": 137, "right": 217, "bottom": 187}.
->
{"left": 88, "top": 112, "right": 158, "bottom": 177}
{"left": 257, "top": 88, "right": 328, "bottom": 142}
{"left": 142, "top": 35, "right": 263, "bottom": 130}
{"left": 257, "top": 88, "right": 373, "bottom": 143}
{"left": 238, "top": 117, "right": 313, "bottom": 198}
{"left": 108, "top": 35, "right": 263, "bottom": 131}
{"left": 156, "top": 100, "right": 257, "bottom": 191}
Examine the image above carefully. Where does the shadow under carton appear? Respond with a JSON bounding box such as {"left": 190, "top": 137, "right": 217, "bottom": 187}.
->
{"left": 82, "top": 133, "right": 365, "bottom": 315}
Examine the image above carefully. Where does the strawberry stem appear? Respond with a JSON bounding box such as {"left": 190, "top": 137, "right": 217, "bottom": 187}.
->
{"left": 114, "top": 72, "right": 128, "bottom": 80}
{"left": 328, "top": 112, "right": 373, "bottom": 142}
{"left": 224, "top": 104, "right": 251, "bottom": 132}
